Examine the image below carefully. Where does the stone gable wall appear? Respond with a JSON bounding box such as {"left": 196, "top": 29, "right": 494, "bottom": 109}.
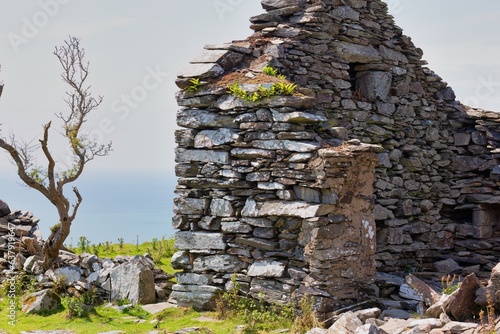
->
{"left": 171, "top": 0, "right": 500, "bottom": 314}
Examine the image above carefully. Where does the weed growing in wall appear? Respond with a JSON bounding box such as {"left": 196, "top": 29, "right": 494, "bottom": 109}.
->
{"left": 184, "top": 77, "right": 203, "bottom": 92}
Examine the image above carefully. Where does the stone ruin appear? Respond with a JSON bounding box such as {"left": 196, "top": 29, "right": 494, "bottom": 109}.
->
{"left": 171, "top": 0, "right": 500, "bottom": 316}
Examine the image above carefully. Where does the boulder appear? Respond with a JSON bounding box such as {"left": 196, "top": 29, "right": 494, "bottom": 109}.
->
{"left": 106, "top": 259, "right": 156, "bottom": 304}
{"left": 446, "top": 273, "right": 481, "bottom": 321}
{"left": 170, "top": 284, "right": 221, "bottom": 310}
{"left": 48, "top": 266, "right": 83, "bottom": 285}
{"left": 23, "top": 255, "right": 45, "bottom": 274}
{"left": 327, "top": 311, "right": 363, "bottom": 333}
{"left": 354, "top": 324, "right": 380, "bottom": 334}
{"left": 405, "top": 274, "right": 441, "bottom": 306}
{"left": 476, "top": 262, "right": 500, "bottom": 307}
{"left": 22, "top": 289, "right": 61, "bottom": 314}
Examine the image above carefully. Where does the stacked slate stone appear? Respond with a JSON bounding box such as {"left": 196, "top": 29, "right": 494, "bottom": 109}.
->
{"left": 173, "top": 0, "right": 500, "bottom": 315}
{"left": 0, "top": 199, "right": 43, "bottom": 264}
{"left": 244, "top": 0, "right": 500, "bottom": 269}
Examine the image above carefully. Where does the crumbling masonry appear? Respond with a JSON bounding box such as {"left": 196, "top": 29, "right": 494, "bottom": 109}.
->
{"left": 171, "top": 0, "right": 500, "bottom": 316}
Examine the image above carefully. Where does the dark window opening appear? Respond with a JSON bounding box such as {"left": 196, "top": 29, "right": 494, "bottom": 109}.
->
{"left": 441, "top": 204, "right": 473, "bottom": 224}
{"left": 348, "top": 63, "right": 361, "bottom": 93}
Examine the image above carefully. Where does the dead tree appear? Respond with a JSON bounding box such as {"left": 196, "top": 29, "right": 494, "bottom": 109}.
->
{"left": 0, "top": 37, "right": 111, "bottom": 268}
{"left": 0, "top": 65, "right": 4, "bottom": 98}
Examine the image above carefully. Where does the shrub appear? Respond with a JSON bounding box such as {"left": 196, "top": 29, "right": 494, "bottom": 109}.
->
{"left": 65, "top": 296, "right": 90, "bottom": 319}
{"left": 77, "top": 236, "right": 91, "bottom": 253}
{"left": 216, "top": 275, "right": 294, "bottom": 333}
{"left": 291, "top": 294, "right": 323, "bottom": 334}
{"left": 441, "top": 274, "right": 461, "bottom": 295}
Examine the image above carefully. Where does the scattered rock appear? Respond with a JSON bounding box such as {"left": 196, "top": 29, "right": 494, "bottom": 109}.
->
{"left": 22, "top": 289, "right": 61, "bottom": 314}
{"left": 107, "top": 256, "right": 156, "bottom": 305}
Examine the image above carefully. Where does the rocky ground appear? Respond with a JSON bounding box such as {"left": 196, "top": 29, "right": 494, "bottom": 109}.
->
{"left": 2, "top": 199, "right": 500, "bottom": 333}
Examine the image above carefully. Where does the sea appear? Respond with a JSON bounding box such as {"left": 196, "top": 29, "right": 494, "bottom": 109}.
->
{"left": 0, "top": 171, "right": 177, "bottom": 246}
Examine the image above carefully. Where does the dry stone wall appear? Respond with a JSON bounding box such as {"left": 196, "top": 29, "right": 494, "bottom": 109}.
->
{"left": 172, "top": 0, "right": 500, "bottom": 313}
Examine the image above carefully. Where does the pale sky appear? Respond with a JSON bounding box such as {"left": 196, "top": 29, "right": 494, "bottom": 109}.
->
{"left": 1, "top": 0, "right": 500, "bottom": 176}
{"left": 0, "top": 0, "right": 499, "bottom": 241}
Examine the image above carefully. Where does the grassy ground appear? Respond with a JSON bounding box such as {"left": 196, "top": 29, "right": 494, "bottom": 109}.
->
{"left": 0, "top": 238, "right": 301, "bottom": 334}
{"left": 70, "top": 236, "right": 176, "bottom": 274}
{"left": 0, "top": 299, "right": 242, "bottom": 333}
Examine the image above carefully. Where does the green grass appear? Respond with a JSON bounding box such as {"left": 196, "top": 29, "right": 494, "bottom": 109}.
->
{"left": 0, "top": 237, "right": 305, "bottom": 334}
{"left": 0, "top": 297, "right": 242, "bottom": 334}
{"left": 70, "top": 236, "right": 176, "bottom": 275}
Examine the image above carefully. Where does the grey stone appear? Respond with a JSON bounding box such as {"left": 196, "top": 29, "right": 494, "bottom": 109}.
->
{"left": 399, "top": 283, "right": 423, "bottom": 301}
{"left": 23, "top": 255, "right": 44, "bottom": 274}
{"left": 247, "top": 260, "right": 286, "bottom": 277}
{"left": 436, "top": 86, "right": 456, "bottom": 101}
{"left": 379, "top": 309, "right": 412, "bottom": 320}
{"left": 177, "top": 63, "right": 224, "bottom": 79}
{"left": 327, "top": 311, "right": 363, "bottom": 333}
{"left": 235, "top": 237, "right": 277, "bottom": 251}
{"left": 173, "top": 197, "right": 209, "bottom": 215}
{"left": 271, "top": 110, "right": 327, "bottom": 124}
{"left": 246, "top": 172, "right": 271, "bottom": 182}
{"left": 453, "top": 133, "right": 471, "bottom": 146}
{"left": 107, "top": 260, "right": 156, "bottom": 304}
{"left": 374, "top": 204, "right": 394, "bottom": 220}
{"left": 354, "top": 308, "right": 381, "bottom": 323}
{"left": 221, "top": 221, "right": 252, "bottom": 233}
{"left": 252, "top": 139, "right": 320, "bottom": 152}
{"left": 49, "top": 266, "right": 82, "bottom": 285}
{"left": 231, "top": 148, "right": 275, "bottom": 159}
{"left": 175, "top": 148, "right": 229, "bottom": 164}
{"left": 190, "top": 49, "right": 229, "bottom": 63}
{"left": 253, "top": 227, "right": 276, "bottom": 239}
{"left": 210, "top": 199, "right": 233, "bottom": 217}
{"left": 434, "top": 258, "right": 461, "bottom": 273}
{"left": 440, "top": 321, "right": 478, "bottom": 332}
{"left": 175, "top": 273, "right": 212, "bottom": 285}
{"left": 452, "top": 156, "right": 484, "bottom": 172}
{"left": 175, "top": 232, "right": 226, "bottom": 250}
{"left": 192, "top": 255, "right": 245, "bottom": 273}
{"left": 356, "top": 71, "right": 392, "bottom": 101}
{"left": 170, "top": 284, "right": 221, "bottom": 310}
{"left": 261, "top": 0, "right": 305, "bottom": 10}
{"left": 354, "top": 324, "right": 380, "bottom": 334}
{"left": 333, "top": 41, "right": 382, "bottom": 63}
{"left": 294, "top": 186, "right": 321, "bottom": 203}
{"left": 194, "top": 129, "right": 239, "bottom": 148}
{"left": 141, "top": 302, "right": 175, "bottom": 315}
{"left": 177, "top": 109, "right": 237, "bottom": 129}
{"left": 379, "top": 45, "right": 408, "bottom": 63}
{"left": 248, "top": 200, "right": 335, "bottom": 218}
{"left": 332, "top": 6, "right": 360, "bottom": 20}
{"left": 171, "top": 251, "right": 192, "bottom": 270}
{"left": 22, "top": 289, "right": 61, "bottom": 314}
{"left": 242, "top": 217, "right": 274, "bottom": 228}
{"left": 216, "top": 94, "right": 316, "bottom": 111}
{"left": 305, "top": 329, "right": 327, "bottom": 334}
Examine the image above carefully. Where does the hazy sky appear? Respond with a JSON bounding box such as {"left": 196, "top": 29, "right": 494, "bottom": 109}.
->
{"left": 1, "top": 0, "right": 499, "bottom": 177}
{"left": 1, "top": 1, "right": 500, "bottom": 243}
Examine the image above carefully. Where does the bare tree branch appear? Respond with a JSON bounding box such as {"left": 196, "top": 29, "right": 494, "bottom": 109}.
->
{"left": 0, "top": 64, "right": 4, "bottom": 98}
{"left": 0, "top": 36, "right": 111, "bottom": 268}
